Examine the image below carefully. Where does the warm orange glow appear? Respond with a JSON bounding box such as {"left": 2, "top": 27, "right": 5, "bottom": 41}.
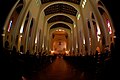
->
{"left": 96, "top": 47, "right": 100, "bottom": 53}
{"left": 65, "top": 50, "right": 69, "bottom": 55}
{"left": 97, "top": 25, "right": 101, "bottom": 41}
{"left": 35, "top": 36, "right": 37, "bottom": 44}
{"left": 51, "top": 51, "right": 54, "bottom": 54}
{"left": 56, "top": 29, "right": 65, "bottom": 32}
{"left": 65, "top": 51, "right": 68, "bottom": 53}
{"left": 107, "top": 20, "right": 112, "bottom": 34}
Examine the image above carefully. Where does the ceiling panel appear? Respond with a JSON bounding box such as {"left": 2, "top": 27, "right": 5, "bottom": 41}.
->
{"left": 50, "top": 23, "right": 71, "bottom": 30}
{"left": 41, "top": 0, "right": 81, "bottom": 5}
{"left": 44, "top": 3, "right": 77, "bottom": 16}
{"left": 48, "top": 15, "right": 73, "bottom": 24}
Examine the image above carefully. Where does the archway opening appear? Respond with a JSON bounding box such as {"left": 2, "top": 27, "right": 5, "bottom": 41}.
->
{"left": 50, "top": 29, "right": 69, "bottom": 56}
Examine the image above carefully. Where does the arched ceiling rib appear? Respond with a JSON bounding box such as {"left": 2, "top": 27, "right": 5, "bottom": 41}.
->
{"left": 41, "top": 0, "right": 81, "bottom": 5}
{"left": 16, "top": 5, "right": 23, "bottom": 14}
{"left": 42, "top": 1, "right": 79, "bottom": 30}
{"left": 50, "top": 23, "right": 71, "bottom": 30}
{"left": 48, "top": 15, "right": 73, "bottom": 24}
{"left": 48, "top": 21, "right": 73, "bottom": 30}
{"left": 44, "top": 3, "right": 77, "bottom": 16}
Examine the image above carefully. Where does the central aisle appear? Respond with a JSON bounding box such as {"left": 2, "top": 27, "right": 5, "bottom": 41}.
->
{"left": 38, "top": 57, "right": 83, "bottom": 80}
{"left": 26, "top": 56, "right": 95, "bottom": 80}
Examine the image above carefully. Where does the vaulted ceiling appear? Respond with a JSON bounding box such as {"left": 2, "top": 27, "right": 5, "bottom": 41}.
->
{"left": 48, "top": 15, "right": 73, "bottom": 24}
{"left": 44, "top": 3, "right": 77, "bottom": 16}
{"left": 50, "top": 23, "right": 71, "bottom": 30}
{"left": 41, "top": 0, "right": 81, "bottom": 5}
{"left": 42, "top": 0, "right": 81, "bottom": 30}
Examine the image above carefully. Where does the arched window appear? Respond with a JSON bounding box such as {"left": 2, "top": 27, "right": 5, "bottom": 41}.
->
{"left": 7, "top": 18, "right": 13, "bottom": 32}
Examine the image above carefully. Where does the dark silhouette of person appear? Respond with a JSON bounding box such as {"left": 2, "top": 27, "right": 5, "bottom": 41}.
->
{"left": 3, "top": 41, "right": 10, "bottom": 55}
{"left": 20, "top": 45, "right": 24, "bottom": 54}
{"left": 11, "top": 46, "right": 17, "bottom": 56}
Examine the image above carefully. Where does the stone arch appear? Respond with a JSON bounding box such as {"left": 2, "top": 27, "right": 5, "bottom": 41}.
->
{"left": 97, "top": 0, "right": 115, "bottom": 35}
{"left": 97, "top": 0, "right": 105, "bottom": 7}
{"left": 50, "top": 27, "right": 70, "bottom": 36}
{"left": 48, "top": 21, "right": 72, "bottom": 30}
{"left": 22, "top": 0, "right": 27, "bottom": 5}
{"left": 45, "top": 13, "right": 75, "bottom": 26}
{"left": 46, "top": 22, "right": 71, "bottom": 52}
{"left": 40, "top": 1, "right": 80, "bottom": 14}
{"left": 49, "top": 26, "right": 70, "bottom": 52}
{"left": 97, "top": 3, "right": 115, "bottom": 35}
{"left": 3, "top": 0, "right": 24, "bottom": 34}
{"left": 37, "top": 1, "right": 80, "bottom": 51}
{"left": 38, "top": 1, "right": 80, "bottom": 31}
{"left": 87, "top": 20, "right": 92, "bottom": 55}
{"left": 97, "top": 2, "right": 115, "bottom": 52}
{"left": 49, "top": 22, "right": 71, "bottom": 42}
{"left": 49, "top": 27, "right": 70, "bottom": 41}
{"left": 28, "top": 18, "right": 36, "bottom": 53}
{"left": 20, "top": 11, "right": 31, "bottom": 52}
{"left": 3, "top": 0, "right": 24, "bottom": 48}
{"left": 83, "top": 18, "right": 91, "bottom": 55}
{"left": 89, "top": 12, "right": 98, "bottom": 54}
{"left": 88, "top": 0, "right": 110, "bottom": 53}
{"left": 45, "top": 13, "right": 74, "bottom": 35}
